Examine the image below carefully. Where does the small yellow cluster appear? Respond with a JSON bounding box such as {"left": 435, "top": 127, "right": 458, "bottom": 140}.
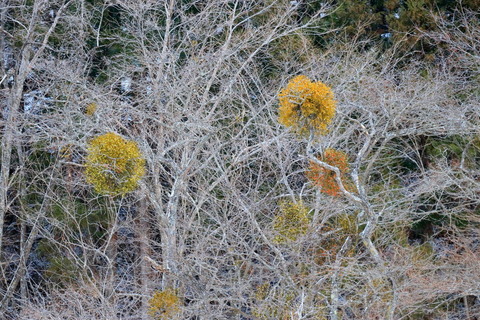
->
{"left": 252, "top": 282, "right": 298, "bottom": 320}
{"left": 273, "top": 200, "right": 310, "bottom": 243}
{"left": 307, "top": 148, "right": 353, "bottom": 197}
{"left": 60, "top": 144, "right": 73, "bottom": 159}
{"left": 85, "top": 103, "right": 97, "bottom": 116}
{"left": 85, "top": 132, "right": 145, "bottom": 195}
{"left": 148, "top": 288, "right": 181, "bottom": 320}
{"left": 278, "top": 75, "right": 336, "bottom": 135}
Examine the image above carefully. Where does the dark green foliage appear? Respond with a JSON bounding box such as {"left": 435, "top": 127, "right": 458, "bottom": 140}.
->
{"left": 308, "top": 0, "right": 382, "bottom": 48}
{"left": 37, "top": 240, "right": 79, "bottom": 286}
{"left": 35, "top": 195, "right": 112, "bottom": 286}
{"left": 307, "top": 0, "right": 477, "bottom": 61}
{"left": 27, "top": 146, "right": 56, "bottom": 171}
{"left": 425, "top": 135, "right": 480, "bottom": 168}
{"left": 49, "top": 197, "right": 111, "bottom": 244}
{"left": 181, "top": 0, "right": 202, "bottom": 15}
{"left": 45, "top": 256, "right": 78, "bottom": 285}
{"left": 85, "top": 3, "right": 137, "bottom": 82}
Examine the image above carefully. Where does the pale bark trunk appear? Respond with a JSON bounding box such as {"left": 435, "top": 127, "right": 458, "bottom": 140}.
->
{"left": 0, "top": 65, "right": 28, "bottom": 259}
{"left": 0, "top": 0, "right": 71, "bottom": 303}
{"left": 162, "top": 185, "right": 179, "bottom": 289}
{"left": 0, "top": 169, "right": 54, "bottom": 309}
{"left": 137, "top": 197, "right": 150, "bottom": 313}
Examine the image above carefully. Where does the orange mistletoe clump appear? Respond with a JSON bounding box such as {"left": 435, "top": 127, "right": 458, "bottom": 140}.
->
{"left": 278, "top": 75, "right": 336, "bottom": 135}
{"left": 307, "top": 148, "right": 353, "bottom": 196}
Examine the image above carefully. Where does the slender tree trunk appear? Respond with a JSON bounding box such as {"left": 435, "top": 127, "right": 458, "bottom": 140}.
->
{"left": 137, "top": 197, "right": 150, "bottom": 313}
{"left": 0, "top": 0, "right": 68, "bottom": 267}
{"left": 162, "top": 186, "right": 179, "bottom": 289}
{"left": 0, "top": 167, "right": 55, "bottom": 309}
{"left": 0, "top": 68, "right": 27, "bottom": 260}
{"left": 16, "top": 140, "right": 28, "bottom": 300}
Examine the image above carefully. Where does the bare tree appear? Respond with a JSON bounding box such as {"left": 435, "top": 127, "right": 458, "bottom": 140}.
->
{"left": 2, "top": 1, "right": 479, "bottom": 320}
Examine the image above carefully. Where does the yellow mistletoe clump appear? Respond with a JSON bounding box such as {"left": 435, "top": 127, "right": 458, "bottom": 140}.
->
{"left": 278, "top": 75, "right": 336, "bottom": 135}
{"left": 85, "top": 132, "right": 145, "bottom": 195}
{"left": 273, "top": 200, "right": 310, "bottom": 243}
{"left": 148, "top": 288, "right": 181, "bottom": 320}
{"left": 307, "top": 148, "right": 354, "bottom": 197}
